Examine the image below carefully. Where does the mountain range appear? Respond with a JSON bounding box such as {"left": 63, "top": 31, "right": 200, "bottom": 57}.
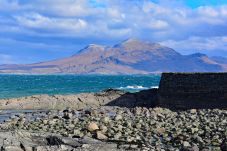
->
{"left": 0, "top": 39, "right": 227, "bottom": 74}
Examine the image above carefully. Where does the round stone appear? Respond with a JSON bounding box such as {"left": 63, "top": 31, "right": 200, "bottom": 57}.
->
{"left": 101, "top": 117, "right": 110, "bottom": 124}
{"left": 114, "top": 132, "right": 122, "bottom": 140}
{"left": 95, "top": 131, "right": 108, "bottom": 140}
{"left": 183, "top": 141, "right": 191, "bottom": 147}
{"left": 114, "top": 115, "right": 122, "bottom": 121}
{"left": 87, "top": 122, "right": 99, "bottom": 132}
{"left": 42, "top": 119, "right": 48, "bottom": 124}
{"left": 100, "top": 125, "right": 108, "bottom": 133}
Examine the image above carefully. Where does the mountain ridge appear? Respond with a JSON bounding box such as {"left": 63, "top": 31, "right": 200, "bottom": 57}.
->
{"left": 0, "top": 39, "right": 226, "bottom": 74}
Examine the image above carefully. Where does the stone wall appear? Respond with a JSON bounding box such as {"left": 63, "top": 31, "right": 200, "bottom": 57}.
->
{"left": 158, "top": 73, "right": 227, "bottom": 109}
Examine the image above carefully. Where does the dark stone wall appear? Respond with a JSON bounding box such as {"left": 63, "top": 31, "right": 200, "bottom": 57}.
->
{"left": 158, "top": 73, "right": 227, "bottom": 109}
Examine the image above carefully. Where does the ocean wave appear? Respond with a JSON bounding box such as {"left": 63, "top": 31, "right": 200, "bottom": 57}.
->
{"left": 117, "top": 85, "right": 159, "bottom": 90}
{"left": 150, "top": 86, "right": 159, "bottom": 89}
{"left": 118, "top": 85, "right": 148, "bottom": 90}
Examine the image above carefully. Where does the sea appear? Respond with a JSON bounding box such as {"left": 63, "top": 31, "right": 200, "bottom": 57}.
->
{"left": 0, "top": 74, "right": 161, "bottom": 99}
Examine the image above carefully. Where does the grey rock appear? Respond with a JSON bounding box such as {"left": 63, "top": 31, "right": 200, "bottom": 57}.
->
{"left": 95, "top": 131, "right": 108, "bottom": 140}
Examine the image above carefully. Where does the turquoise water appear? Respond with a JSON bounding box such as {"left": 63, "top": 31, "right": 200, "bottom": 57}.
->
{"left": 0, "top": 75, "right": 161, "bottom": 99}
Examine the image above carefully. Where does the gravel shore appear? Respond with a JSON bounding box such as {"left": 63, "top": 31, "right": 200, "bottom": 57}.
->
{"left": 0, "top": 107, "right": 226, "bottom": 151}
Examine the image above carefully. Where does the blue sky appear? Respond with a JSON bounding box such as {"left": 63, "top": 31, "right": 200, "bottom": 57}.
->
{"left": 185, "top": 0, "right": 227, "bottom": 8}
{"left": 0, "top": 0, "right": 227, "bottom": 64}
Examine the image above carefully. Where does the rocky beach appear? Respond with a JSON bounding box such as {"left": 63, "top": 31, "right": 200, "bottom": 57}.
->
{"left": 0, "top": 106, "right": 226, "bottom": 151}
{"left": 0, "top": 88, "right": 226, "bottom": 151}
{"left": 0, "top": 73, "right": 227, "bottom": 151}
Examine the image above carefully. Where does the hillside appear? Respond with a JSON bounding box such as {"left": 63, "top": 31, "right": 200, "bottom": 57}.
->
{"left": 0, "top": 39, "right": 226, "bottom": 74}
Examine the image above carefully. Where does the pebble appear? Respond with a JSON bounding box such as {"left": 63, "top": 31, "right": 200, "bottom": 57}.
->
{"left": 1, "top": 107, "right": 227, "bottom": 150}
{"left": 101, "top": 116, "right": 110, "bottom": 124}
{"left": 95, "top": 131, "right": 108, "bottom": 140}
{"left": 114, "top": 114, "right": 122, "bottom": 121}
{"left": 183, "top": 141, "right": 191, "bottom": 147}
{"left": 87, "top": 122, "right": 99, "bottom": 132}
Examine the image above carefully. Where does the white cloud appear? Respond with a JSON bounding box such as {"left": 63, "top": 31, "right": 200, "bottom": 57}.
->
{"left": 32, "top": 0, "right": 100, "bottom": 17}
{"left": 0, "top": 0, "right": 227, "bottom": 55}
{"left": 198, "top": 6, "right": 219, "bottom": 17}
{"left": 148, "top": 20, "right": 169, "bottom": 29}
{"left": 161, "top": 36, "right": 227, "bottom": 54}
{"left": 2, "top": 1, "right": 226, "bottom": 38}
{"left": 142, "top": 1, "right": 169, "bottom": 15}
{"left": 107, "top": 8, "right": 123, "bottom": 19}
{"left": 220, "top": 6, "right": 227, "bottom": 16}
{"left": 15, "top": 13, "right": 88, "bottom": 34}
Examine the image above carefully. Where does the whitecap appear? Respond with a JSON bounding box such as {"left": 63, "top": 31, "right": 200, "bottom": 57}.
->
{"left": 117, "top": 85, "right": 159, "bottom": 91}
{"left": 150, "top": 86, "right": 159, "bottom": 89}
{"left": 117, "top": 85, "right": 148, "bottom": 90}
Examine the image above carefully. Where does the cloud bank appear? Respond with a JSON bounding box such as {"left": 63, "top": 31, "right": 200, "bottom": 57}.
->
{"left": 0, "top": 0, "right": 227, "bottom": 63}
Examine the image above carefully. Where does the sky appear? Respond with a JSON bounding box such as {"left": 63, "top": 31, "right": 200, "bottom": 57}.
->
{"left": 0, "top": 0, "right": 227, "bottom": 64}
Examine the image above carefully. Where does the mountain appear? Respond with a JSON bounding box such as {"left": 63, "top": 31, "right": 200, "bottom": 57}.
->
{"left": 0, "top": 39, "right": 226, "bottom": 74}
{"left": 210, "top": 56, "right": 227, "bottom": 71}
{"left": 211, "top": 56, "right": 227, "bottom": 64}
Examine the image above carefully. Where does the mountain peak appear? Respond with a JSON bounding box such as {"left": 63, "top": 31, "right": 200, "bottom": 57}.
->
{"left": 117, "top": 38, "right": 161, "bottom": 46}
{"left": 113, "top": 38, "right": 163, "bottom": 52}
{"left": 77, "top": 44, "right": 105, "bottom": 54}
{"left": 120, "top": 38, "right": 150, "bottom": 45}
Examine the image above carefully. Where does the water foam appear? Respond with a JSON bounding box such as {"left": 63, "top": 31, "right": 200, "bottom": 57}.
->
{"left": 117, "top": 85, "right": 158, "bottom": 90}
